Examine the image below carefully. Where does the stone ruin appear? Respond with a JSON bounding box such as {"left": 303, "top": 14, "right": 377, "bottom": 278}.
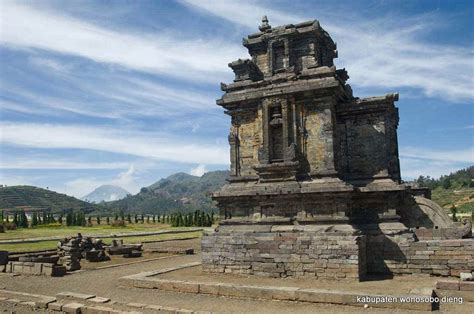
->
{"left": 57, "top": 233, "right": 109, "bottom": 270}
{"left": 107, "top": 239, "right": 143, "bottom": 258}
{"left": 202, "top": 17, "right": 473, "bottom": 280}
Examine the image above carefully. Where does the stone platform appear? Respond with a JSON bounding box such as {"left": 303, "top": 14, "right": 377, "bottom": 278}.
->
{"left": 120, "top": 262, "right": 443, "bottom": 311}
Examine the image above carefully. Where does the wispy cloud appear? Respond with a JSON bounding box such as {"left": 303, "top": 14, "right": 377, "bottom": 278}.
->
{"left": 400, "top": 157, "right": 471, "bottom": 180}
{"left": 1, "top": 2, "right": 242, "bottom": 83}
{"left": 0, "top": 160, "right": 132, "bottom": 170}
{"left": 400, "top": 146, "right": 473, "bottom": 163}
{"left": 399, "top": 146, "right": 473, "bottom": 180}
{"left": 181, "top": 0, "right": 474, "bottom": 102}
{"left": 0, "top": 122, "right": 229, "bottom": 165}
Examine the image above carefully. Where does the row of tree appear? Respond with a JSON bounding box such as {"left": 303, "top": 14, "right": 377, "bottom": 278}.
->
{"left": 414, "top": 166, "right": 474, "bottom": 190}
{"left": 169, "top": 211, "right": 214, "bottom": 227}
{"left": 1, "top": 209, "right": 216, "bottom": 228}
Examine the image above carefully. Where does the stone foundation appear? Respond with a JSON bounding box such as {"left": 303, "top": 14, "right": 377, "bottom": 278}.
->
{"left": 6, "top": 261, "right": 66, "bottom": 276}
{"left": 202, "top": 226, "right": 366, "bottom": 280}
{"left": 203, "top": 226, "right": 474, "bottom": 280}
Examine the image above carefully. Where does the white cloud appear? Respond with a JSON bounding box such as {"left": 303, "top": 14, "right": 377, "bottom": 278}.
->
{"left": 0, "top": 159, "right": 131, "bottom": 170}
{"left": 64, "top": 165, "right": 139, "bottom": 198}
{"left": 400, "top": 157, "right": 471, "bottom": 180}
{"left": 0, "top": 2, "right": 243, "bottom": 83}
{"left": 28, "top": 56, "right": 72, "bottom": 73}
{"left": 190, "top": 164, "right": 208, "bottom": 176}
{"left": 0, "top": 122, "right": 229, "bottom": 165}
{"left": 181, "top": 0, "right": 474, "bottom": 102}
{"left": 400, "top": 146, "right": 474, "bottom": 163}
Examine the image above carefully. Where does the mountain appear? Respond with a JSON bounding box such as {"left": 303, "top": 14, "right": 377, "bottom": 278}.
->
{"left": 105, "top": 170, "right": 229, "bottom": 214}
{"left": 0, "top": 185, "right": 99, "bottom": 213}
{"left": 82, "top": 185, "right": 130, "bottom": 203}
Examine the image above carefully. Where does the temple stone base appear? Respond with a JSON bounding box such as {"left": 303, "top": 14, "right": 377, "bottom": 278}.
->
{"left": 202, "top": 225, "right": 366, "bottom": 280}
{"left": 202, "top": 223, "right": 474, "bottom": 280}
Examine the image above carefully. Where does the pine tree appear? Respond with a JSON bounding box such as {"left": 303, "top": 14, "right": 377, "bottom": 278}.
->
{"left": 134, "top": 214, "right": 138, "bottom": 224}
{"left": 450, "top": 205, "right": 458, "bottom": 222}
{"left": 58, "top": 214, "right": 63, "bottom": 225}
{"left": 13, "top": 212, "right": 18, "bottom": 226}
{"left": 0, "top": 210, "right": 3, "bottom": 223}
{"left": 114, "top": 213, "right": 118, "bottom": 221}
{"left": 66, "top": 212, "right": 72, "bottom": 226}
{"left": 127, "top": 213, "right": 132, "bottom": 223}
{"left": 87, "top": 216, "right": 92, "bottom": 225}
{"left": 32, "top": 212, "right": 38, "bottom": 227}
{"left": 147, "top": 215, "right": 150, "bottom": 223}
{"left": 106, "top": 216, "right": 110, "bottom": 224}
{"left": 43, "top": 211, "right": 48, "bottom": 224}
{"left": 121, "top": 211, "right": 125, "bottom": 221}
{"left": 6, "top": 213, "right": 9, "bottom": 223}
{"left": 152, "top": 215, "right": 156, "bottom": 223}
{"left": 97, "top": 216, "right": 101, "bottom": 225}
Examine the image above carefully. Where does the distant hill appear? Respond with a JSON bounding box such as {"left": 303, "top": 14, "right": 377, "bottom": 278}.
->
{"left": 82, "top": 185, "right": 129, "bottom": 203}
{"left": 105, "top": 170, "right": 229, "bottom": 214}
{"left": 414, "top": 166, "right": 474, "bottom": 213}
{"left": 0, "top": 185, "right": 99, "bottom": 213}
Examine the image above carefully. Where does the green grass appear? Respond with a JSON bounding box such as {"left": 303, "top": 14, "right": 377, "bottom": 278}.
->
{"left": 457, "top": 202, "right": 474, "bottom": 213}
{"left": 0, "top": 223, "right": 172, "bottom": 240}
{"left": 0, "top": 231, "right": 202, "bottom": 252}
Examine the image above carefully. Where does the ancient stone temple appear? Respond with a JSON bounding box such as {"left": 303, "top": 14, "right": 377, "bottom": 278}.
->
{"left": 202, "top": 17, "right": 473, "bottom": 280}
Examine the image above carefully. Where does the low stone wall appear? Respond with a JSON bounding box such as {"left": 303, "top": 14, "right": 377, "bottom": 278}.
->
{"left": 6, "top": 261, "right": 66, "bottom": 276}
{"left": 203, "top": 226, "right": 474, "bottom": 280}
{"left": 202, "top": 228, "right": 365, "bottom": 280}
{"left": 363, "top": 236, "right": 474, "bottom": 277}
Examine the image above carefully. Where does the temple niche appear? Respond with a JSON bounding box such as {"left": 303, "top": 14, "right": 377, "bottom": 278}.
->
{"left": 202, "top": 17, "right": 472, "bottom": 280}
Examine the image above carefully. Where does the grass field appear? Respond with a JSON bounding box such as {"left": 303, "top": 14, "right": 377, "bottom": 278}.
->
{"left": 0, "top": 230, "right": 203, "bottom": 252}
{"left": 0, "top": 223, "right": 171, "bottom": 240}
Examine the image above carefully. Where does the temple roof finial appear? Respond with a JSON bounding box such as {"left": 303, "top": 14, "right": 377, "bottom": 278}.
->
{"left": 259, "top": 15, "right": 271, "bottom": 32}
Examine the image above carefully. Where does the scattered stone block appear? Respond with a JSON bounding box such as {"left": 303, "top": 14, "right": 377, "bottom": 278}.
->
{"left": 62, "top": 302, "right": 85, "bottom": 314}
{"left": 48, "top": 302, "right": 63, "bottom": 311}
{"left": 57, "top": 291, "right": 95, "bottom": 301}
{"left": 459, "top": 281, "right": 474, "bottom": 291}
{"left": 88, "top": 296, "right": 110, "bottom": 303}
{"left": 460, "top": 272, "right": 473, "bottom": 281}
{"left": 436, "top": 280, "right": 460, "bottom": 290}
{"left": 82, "top": 305, "right": 121, "bottom": 314}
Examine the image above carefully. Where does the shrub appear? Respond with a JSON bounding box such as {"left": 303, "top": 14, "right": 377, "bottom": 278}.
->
{"left": 4, "top": 222, "right": 17, "bottom": 230}
{"left": 111, "top": 219, "right": 127, "bottom": 227}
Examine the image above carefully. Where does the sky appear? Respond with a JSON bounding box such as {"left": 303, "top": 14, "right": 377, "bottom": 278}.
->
{"left": 0, "top": 0, "right": 473, "bottom": 198}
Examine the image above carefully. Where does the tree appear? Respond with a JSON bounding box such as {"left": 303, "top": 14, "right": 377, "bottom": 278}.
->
{"left": 106, "top": 216, "right": 110, "bottom": 224}
{"left": 146, "top": 215, "right": 150, "bottom": 223}
{"left": 127, "top": 213, "right": 132, "bottom": 223}
{"left": 66, "top": 212, "right": 73, "bottom": 226}
{"left": 152, "top": 215, "right": 156, "bottom": 223}
{"left": 442, "top": 178, "right": 452, "bottom": 189}
{"left": 450, "top": 205, "right": 458, "bottom": 222}
{"left": 13, "top": 212, "right": 18, "bottom": 226}
{"left": 42, "top": 211, "right": 48, "bottom": 224}
{"left": 114, "top": 213, "right": 119, "bottom": 221}
{"left": 120, "top": 211, "right": 125, "bottom": 221}
{"left": 96, "top": 216, "right": 101, "bottom": 225}
{"left": 134, "top": 214, "right": 138, "bottom": 224}
{"left": 31, "top": 212, "right": 38, "bottom": 227}
{"left": 58, "top": 213, "right": 63, "bottom": 225}
{"left": 87, "top": 216, "right": 92, "bottom": 225}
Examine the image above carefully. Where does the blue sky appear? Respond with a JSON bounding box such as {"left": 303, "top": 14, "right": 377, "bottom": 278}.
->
{"left": 0, "top": 0, "right": 473, "bottom": 198}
